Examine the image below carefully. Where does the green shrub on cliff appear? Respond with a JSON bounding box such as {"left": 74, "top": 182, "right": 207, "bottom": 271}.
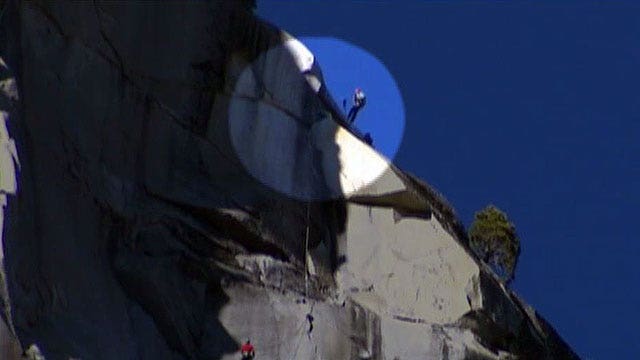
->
{"left": 469, "top": 205, "right": 520, "bottom": 284}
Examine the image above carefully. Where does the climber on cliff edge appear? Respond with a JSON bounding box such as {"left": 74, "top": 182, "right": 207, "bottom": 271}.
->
{"left": 240, "top": 339, "right": 255, "bottom": 359}
{"left": 347, "top": 87, "right": 366, "bottom": 124}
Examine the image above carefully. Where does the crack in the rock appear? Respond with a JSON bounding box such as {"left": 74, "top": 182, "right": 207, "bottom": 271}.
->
{"left": 93, "top": 0, "right": 126, "bottom": 78}
{"left": 28, "top": 2, "right": 239, "bottom": 169}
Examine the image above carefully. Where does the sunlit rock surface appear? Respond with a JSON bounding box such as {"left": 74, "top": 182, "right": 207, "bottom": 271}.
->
{"left": 0, "top": 2, "right": 578, "bottom": 359}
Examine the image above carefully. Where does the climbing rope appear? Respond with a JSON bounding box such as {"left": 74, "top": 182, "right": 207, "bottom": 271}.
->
{"left": 287, "top": 204, "right": 323, "bottom": 360}
{"left": 289, "top": 202, "right": 311, "bottom": 360}
{"left": 287, "top": 312, "right": 309, "bottom": 360}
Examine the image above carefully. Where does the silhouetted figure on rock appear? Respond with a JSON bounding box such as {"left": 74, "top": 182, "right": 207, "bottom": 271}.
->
{"left": 347, "top": 87, "right": 366, "bottom": 124}
{"left": 363, "top": 132, "right": 373, "bottom": 147}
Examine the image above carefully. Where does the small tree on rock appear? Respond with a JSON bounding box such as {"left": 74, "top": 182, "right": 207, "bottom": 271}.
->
{"left": 469, "top": 205, "right": 520, "bottom": 284}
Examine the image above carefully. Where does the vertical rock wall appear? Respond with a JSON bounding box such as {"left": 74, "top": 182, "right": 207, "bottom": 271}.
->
{"left": 0, "top": 2, "right": 579, "bottom": 359}
{"left": 0, "top": 55, "right": 22, "bottom": 360}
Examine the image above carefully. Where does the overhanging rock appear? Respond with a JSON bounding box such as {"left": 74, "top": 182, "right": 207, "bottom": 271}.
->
{"left": 0, "top": 2, "right": 579, "bottom": 359}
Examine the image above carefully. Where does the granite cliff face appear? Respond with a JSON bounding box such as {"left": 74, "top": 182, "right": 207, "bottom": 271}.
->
{"left": 0, "top": 2, "right": 578, "bottom": 359}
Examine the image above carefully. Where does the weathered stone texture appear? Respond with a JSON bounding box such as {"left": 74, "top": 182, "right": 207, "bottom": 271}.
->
{"left": 0, "top": 1, "right": 578, "bottom": 359}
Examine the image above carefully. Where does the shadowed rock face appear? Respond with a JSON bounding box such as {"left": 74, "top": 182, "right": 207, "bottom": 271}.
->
{"left": 0, "top": 2, "right": 578, "bottom": 360}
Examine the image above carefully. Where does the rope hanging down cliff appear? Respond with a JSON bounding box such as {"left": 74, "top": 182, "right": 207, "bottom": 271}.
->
{"left": 285, "top": 203, "right": 316, "bottom": 360}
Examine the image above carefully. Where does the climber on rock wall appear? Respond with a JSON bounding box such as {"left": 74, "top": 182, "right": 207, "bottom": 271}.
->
{"left": 347, "top": 87, "right": 366, "bottom": 124}
{"left": 363, "top": 132, "right": 374, "bottom": 147}
{"left": 240, "top": 339, "right": 255, "bottom": 360}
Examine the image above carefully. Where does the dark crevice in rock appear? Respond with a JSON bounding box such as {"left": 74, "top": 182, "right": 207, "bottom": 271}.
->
{"left": 171, "top": 199, "right": 290, "bottom": 262}
{"left": 442, "top": 341, "right": 450, "bottom": 360}
{"left": 105, "top": 208, "right": 237, "bottom": 359}
{"left": 348, "top": 190, "right": 432, "bottom": 221}
{"left": 92, "top": 0, "right": 126, "bottom": 79}
{"left": 457, "top": 310, "right": 518, "bottom": 357}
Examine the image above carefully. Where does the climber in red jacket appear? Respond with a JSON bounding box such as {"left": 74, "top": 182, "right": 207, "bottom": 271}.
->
{"left": 240, "top": 340, "right": 255, "bottom": 360}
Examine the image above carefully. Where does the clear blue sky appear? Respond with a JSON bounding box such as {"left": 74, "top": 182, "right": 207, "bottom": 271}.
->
{"left": 301, "top": 37, "right": 405, "bottom": 160}
{"left": 258, "top": 1, "right": 640, "bottom": 359}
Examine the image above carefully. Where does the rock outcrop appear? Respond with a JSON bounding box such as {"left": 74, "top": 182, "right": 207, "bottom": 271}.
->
{"left": 0, "top": 1, "right": 578, "bottom": 359}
